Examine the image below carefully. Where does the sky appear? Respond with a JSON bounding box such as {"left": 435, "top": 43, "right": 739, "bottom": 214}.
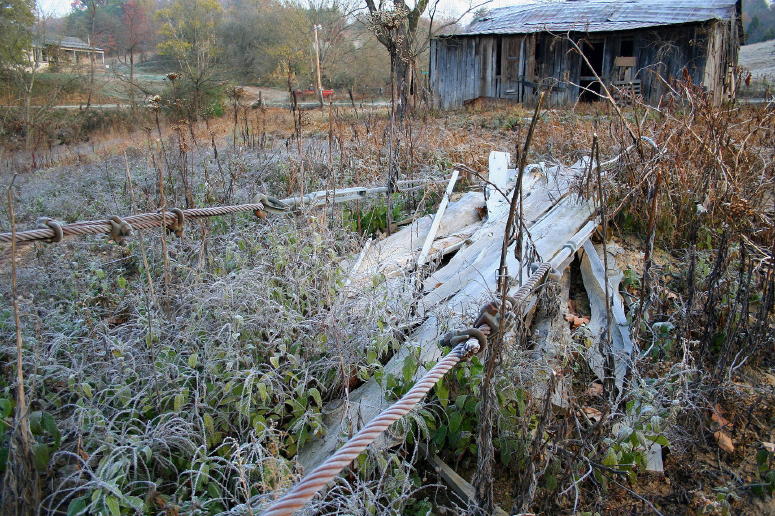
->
{"left": 38, "top": 0, "right": 71, "bottom": 16}
{"left": 38, "top": 0, "right": 72, "bottom": 17}
{"left": 36, "top": 0, "right": 526, "bottom": 20}
{"left": 34, "top": 0, "right": 775, "bottom": 19}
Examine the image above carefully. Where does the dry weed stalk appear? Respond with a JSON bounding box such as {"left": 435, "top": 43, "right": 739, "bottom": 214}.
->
{"left": 2, "top": 176, "right": 40, "bottom": 515}
{"left": 472, "top": 90, "right": 545, "bottom": 514}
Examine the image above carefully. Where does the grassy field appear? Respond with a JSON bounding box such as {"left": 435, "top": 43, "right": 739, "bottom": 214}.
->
{"left": 740, "top": 38, "right": 775, "bottom": 80}
{"left": 738, "top": 38, "right": 775, "bottom": 101}
{"left": 1, "top": 88, "right": 773, "bottom": 515}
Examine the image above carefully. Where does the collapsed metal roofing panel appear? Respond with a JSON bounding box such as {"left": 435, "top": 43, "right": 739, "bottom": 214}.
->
{"left": 447, "top": 0, "right": 738, "bottom": 36}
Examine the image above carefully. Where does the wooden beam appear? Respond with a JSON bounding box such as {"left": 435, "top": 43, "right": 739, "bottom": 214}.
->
{"left": 424, "top": 450, "right": 509, "bottom": 516}
{"left": 417, "top": 169, "right": 459, "bottom": 267}
{"left": 486, "top": 151, "right": 511, "bottom": 216}
{"left": 280, "top": 179, "right": 446, "bottom": 208}
{"left": 343, "top": 239, "right": 371, "bottom": 290}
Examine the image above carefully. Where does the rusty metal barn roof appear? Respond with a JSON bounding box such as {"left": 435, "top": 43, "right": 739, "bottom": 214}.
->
{"left": 446, "top": 0, "right": 738, "bottom": 36}
{"left": 35, "top": 36, "right": 103, "bottom": 52}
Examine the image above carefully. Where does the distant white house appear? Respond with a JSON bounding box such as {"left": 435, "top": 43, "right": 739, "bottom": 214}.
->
{"left": 30, "top": 36, "right": 105, "bottom": 70}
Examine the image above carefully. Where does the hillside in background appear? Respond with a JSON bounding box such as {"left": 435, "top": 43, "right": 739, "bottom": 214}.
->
{"left": 744, "top": 0, "right": 775, "bottom": 43}
{"left": 740, "top": 37, "right": 775, "bottom": 77}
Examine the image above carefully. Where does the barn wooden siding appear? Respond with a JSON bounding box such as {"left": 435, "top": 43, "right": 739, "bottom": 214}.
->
{"left": 430, "top": 20, "right": 740, "bottom": 109}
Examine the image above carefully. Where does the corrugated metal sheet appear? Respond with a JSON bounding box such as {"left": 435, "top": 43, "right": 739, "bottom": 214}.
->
{"left": 446, "top": 0, "right": 737, "bottom": 36}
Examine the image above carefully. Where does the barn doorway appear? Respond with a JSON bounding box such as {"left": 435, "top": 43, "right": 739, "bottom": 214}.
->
{"left": 579, "top": 38, "right": 605, "bottom": 102}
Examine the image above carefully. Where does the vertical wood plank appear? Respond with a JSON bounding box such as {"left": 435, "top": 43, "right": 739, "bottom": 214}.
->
{"left": 417, "top": 169, "right": 460, "bottom": 267}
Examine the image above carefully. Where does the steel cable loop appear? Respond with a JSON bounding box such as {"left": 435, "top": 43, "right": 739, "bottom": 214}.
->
{"left": 108, "top": 216, "right": 133, "bottom": 245}
{"left": 37, "top": 218, "right": 63, "bottom": 243}
{"left": 164, "top": 208, "right": 186, "bottom": 237}
{"left": 261, "top": 339, "right": 482, "bottom": 516}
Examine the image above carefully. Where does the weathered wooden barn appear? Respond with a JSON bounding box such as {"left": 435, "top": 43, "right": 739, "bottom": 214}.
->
{"left": 430, "top": 0, "right": 742, "bottom": 108}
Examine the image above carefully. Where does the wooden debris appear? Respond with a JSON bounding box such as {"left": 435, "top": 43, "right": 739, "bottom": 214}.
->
{"left": 343, "top": 238, "right": 371, "bottom": 290}
{"left": 579, "top": 240, "right": 634, "bottom": 390}
{"left": 349, "top": 191, "right": 485, "bottom": 286}
{"left": 425, "top": 451, "right": 509, "bottom": 516}
{"left": 527, "top": 273, "right": 573, "bottom": 409}
{"left": 417, "top": 169, "right": 459, "bottom": 267}
{"left": 298, "top": 152, "right": 597, "bottom": 473}
{"left": 284, "top": 179, "right": 445, "bottom": 207}
{"left": 485, "top": 151, "right": 511, "bottom": 216}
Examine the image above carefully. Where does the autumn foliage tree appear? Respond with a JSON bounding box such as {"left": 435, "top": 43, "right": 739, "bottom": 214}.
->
{"left": 156, "top": 0, "right": 224, "bottom": 119}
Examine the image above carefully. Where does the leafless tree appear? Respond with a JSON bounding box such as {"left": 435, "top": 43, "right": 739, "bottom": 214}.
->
{"left": 363, "top": 0, "right": 489, "bottom": 115}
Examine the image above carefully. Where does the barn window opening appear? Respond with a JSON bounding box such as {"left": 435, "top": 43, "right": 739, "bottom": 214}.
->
{"left": 579, "top": 38, "right": 604, "bottom": 102}
{"left": 620, "top": 38, "right": 634, "bottom": 57}
{"left": 534, "top": 38, "right": 543, "bottom": 79}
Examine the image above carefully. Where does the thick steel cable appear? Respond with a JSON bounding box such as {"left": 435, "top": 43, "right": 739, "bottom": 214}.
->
{"left": 518, "top": 262, "right": 552, "bottom": 301}
{"left": 261, "top": 262, "right": 552, "bottom": 516}
{"left": 0, "top": 204, "right": 268, "bottom": 244}
{"left": 0, "top": 178, "right": 444, "bottom": 245}
{"left": 261, "top": 338, "right": 481, "bottom": 516}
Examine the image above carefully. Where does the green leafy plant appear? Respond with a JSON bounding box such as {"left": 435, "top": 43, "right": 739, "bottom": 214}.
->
{"left": 0, "top": 397, "right": 13, "bottom": 473}
{"left": 621, "top": 267, "right": 641, "bottom": 293}
{"left": 752, "top": 446, "right": 774, "bottom": 497}
{"left": 648, "top": 321, "right": 675, "bottom": 359}
{"left": 425, "top": 353, "right": 484, "bottom": 463}
{"left": 28, "top": 410, "right": 62, "bottom": 472}
{"left": 599, "top": 399, "right": 669, "bottom": 488}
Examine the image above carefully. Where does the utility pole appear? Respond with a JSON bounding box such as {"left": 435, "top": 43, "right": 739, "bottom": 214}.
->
{"left": 313, "top": 24, "right": 324, "bottom": 108}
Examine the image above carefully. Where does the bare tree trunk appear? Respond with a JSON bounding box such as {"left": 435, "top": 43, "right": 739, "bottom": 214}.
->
{"left": 313, "top": 24, "right": 324, "bottom": 109}
{"left": 129, "top": 50, "right": 136, "bottom": 109}
{"left": 24, "top": 81, "right": 34, "bottom": 153}
{"left": 386, "top": 62, "right": 396, "bottom": 235}
{"left": 86, "top": 2, "right": 98, "bottom": 110}
{"left": 364, "top": 0, "right": 428, "bottom": 117}
{"left": 87, "top": 50, "right": 95, "bottom": 109}
{"left": 391, "top": 50, "right": 413, "bottom": 118}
